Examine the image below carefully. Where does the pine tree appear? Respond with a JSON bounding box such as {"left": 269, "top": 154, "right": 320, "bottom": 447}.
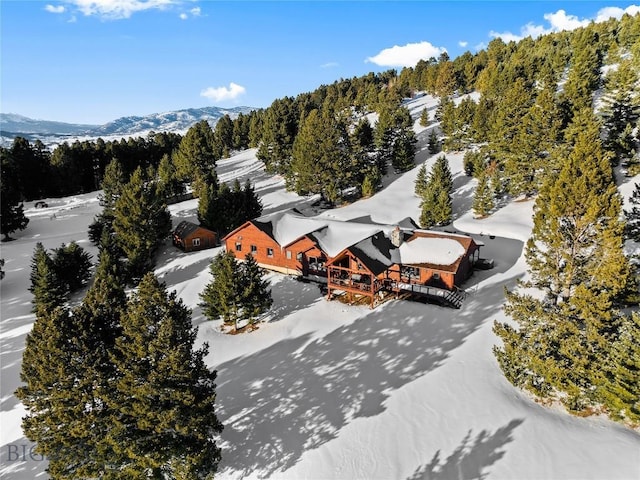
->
{"left": 240, "top": 253, "right": 273, "bottom": 325}
{"left": 418, "top": 155, "right": 453, "bottom": 228}
{"left": 472, "top": 171, "right": 494, "bottom": 218}
{"left": 106, "top": 273, "right": 223, "bottom": 477}
{"left": 427, "top": 129, "right": 440, "bottom": 154}
{"left": 291, "top": 109, "right": 349, "bottom": 202}
{"left": 200, "top": 251, "right": 244, "bottom": 329}
{"left": 174, "top": 120, "right": 219, "bottom": 197}
{"left": 15, "top": 306, "right": 84, "bottom": 479}
{"left": 414, "top": 164, "right": 429, "bottom": 197}
{"left": 597, "top": 312, "right": 640, "bottom": 425}
{"left": 157, "top": 153, "right": 185, "bottom": 200}
{"left": 624, "top": 183, "right": 640, "bottom": 242}
{"left": 197, "top": 173, "right": 222, "bottom": 232}
{"left": 29, "top": 243, "right": 67, "bottom": 315}
{"left": 0, "top": 147, "right": 29, "bottom": 241}
{"left": 419, "top": 108, "right": 430, "bottom": 127}
{"left": 494, "top": 109, "right": 631, "bottom": 415}
{"left": 113, "top": 167, "right": 171, "bottom": 281}
{"left": 51, "top": 241, "right": 93, "bottom": 293}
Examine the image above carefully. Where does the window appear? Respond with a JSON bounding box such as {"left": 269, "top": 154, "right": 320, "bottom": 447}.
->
{"left": 251, "top": 245, "right": 257, "bottom": 253}
{"left": 192, "top": 238, "right": 201, "bottom": 247}
{"left": 286, "top": 250, "right": 292, "bottom": 260}
{"left": 267, "top": 248, "right": 274, "bottom": 258}
{"left": 296, "top": 252, "right": 303, "bottom": 261}
{"left": 401, "top": 266, "right": 419, "bottom": 278}
{"left": 235, "top": 242, "right": 242, "bottom": 252}
{"left": 432, "top": 272, "right": 440, "bottom": 280}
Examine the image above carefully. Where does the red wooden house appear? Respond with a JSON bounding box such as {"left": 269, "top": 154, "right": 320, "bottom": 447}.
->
{"left": 172, "top": 221, "right": 219, "bottom": 252}
{"left": 224, "top": 209, "right": 482, "bottom": 308}
{"left": 327, "top": 228, "right": 481, "bottom": 308}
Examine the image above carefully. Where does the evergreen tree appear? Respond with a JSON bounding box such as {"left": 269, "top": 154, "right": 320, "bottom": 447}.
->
{"left": 427, "top": 129, "right": 440, "bottom": 154}
{"left": 0, "top": 258, "right": 4, "bottom": 280}
{"left": 106, "top": 273, "right": 223, "bottom": 477}
{"left": 472, "top": 171, "right": 494, "bottom": 218}
{"left": 418, "top": 155, "right": 453, "bottom": 228}
{"left": 598, "top": 312, "right": 640, "bottom": 424}
{"left": 197, "top": 173, "right": 222, "bottom": 232}
{"left": 157, "top": 153, "right": 185, "bottom": 200}
{"left": 200, "top": 251, "right": 244, "bottom": 329}
{"left": 0, "top": 147, "right": 29, "bottom": 241}
{"left": 414, "top": 164, "right": 429, "bottom": 197}
{"left": 51, "top": 241, "right": 93, "bottom": 293}
{"left": 15, "top": 306, "right": 84, "bottom": 479}
{"left": 29, "top": 243, "right": 67, "bottom": 315}
{"left": 174, "top": 120, "right": 219, "bottom": 197}
{"left": 241, "top": 253, "right": 273, "bottom": 325}
{"left": 113, "top": 167, "right": 171, "bottom": 281}
{"left": 494, "top": 109, "right": 631, "bottom": 415}
{"left": 89, "top": 158, "right": 127, "bottom": 246}
{"left": 419, "top": 108, "right": 430, "bottom": 127}
{"left": 624, "top": 182, "right": 640, "bottom": 242}
{"left": 291, "top": 109, "right": 349, "bottom": 202}
{"left": 241, "top": 178, "right": 263, "bottom": 222}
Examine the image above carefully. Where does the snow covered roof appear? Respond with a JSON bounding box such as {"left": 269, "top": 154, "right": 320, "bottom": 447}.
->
{"left": 399, "top": 237, "right": 466, "bottom": 266}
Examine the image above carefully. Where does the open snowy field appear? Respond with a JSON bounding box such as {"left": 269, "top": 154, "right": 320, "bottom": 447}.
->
{"left": 1, "top": 95, "right": 638, "bottom": 479}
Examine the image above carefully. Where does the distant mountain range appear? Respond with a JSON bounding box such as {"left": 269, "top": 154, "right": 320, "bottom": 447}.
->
{"left": 0, "top": 106, "right": 255, "bottom": 146}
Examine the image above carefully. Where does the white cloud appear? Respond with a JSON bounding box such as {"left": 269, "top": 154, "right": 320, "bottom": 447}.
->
{"left": 56, "top": 0, "right": 186, "bottom": 20}
{"left": 366, "top": 41, "right": 446, "bottom": 68}
{"left": 458, "top": 41, "right": 468, "bottom": 48}
{"left": 190, "top": 6, "right": 201, "bottom": 16}
{"left": 321, "top": 62, "right": 339, "bottom": 68}
{"left": 45, "top": 4, "right": 66, "bottom": 13}
{"left": 490, "top": 5, "right": 640, "bottom": 42}
{"left": 179, "top": 12, "right": 188, "bottom": 20}
{"left": 201, "top": 82, "right": 246, "bottom": 102}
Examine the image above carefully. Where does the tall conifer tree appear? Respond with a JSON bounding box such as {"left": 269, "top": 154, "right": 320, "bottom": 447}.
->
{"left": 106, "top": 273, "right": 223, "bottom": 477}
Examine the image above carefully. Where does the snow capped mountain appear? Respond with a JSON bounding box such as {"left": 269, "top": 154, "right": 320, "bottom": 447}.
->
{"left": 89, "top": 106, "right": 254, "bottom": 136}
{"left": 0, "top": 106, "right": 256, "bottom": 146}
{"left": 0, "top": 113, "right": 97, "bottom": 135}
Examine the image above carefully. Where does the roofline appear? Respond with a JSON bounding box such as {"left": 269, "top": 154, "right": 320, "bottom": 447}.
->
{"left": 221, "top": 220, "right": 255, "bottom": 241}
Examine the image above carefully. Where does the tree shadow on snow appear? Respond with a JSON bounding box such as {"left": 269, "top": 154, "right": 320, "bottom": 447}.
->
{"left": 406, "top": 419, "right": 524, "bottom": 480}
{"left": 214, "top": 269, "right": 523, "bottom": 478}
{"left": 268, "top": 276, "right": 324, "bottom": 321}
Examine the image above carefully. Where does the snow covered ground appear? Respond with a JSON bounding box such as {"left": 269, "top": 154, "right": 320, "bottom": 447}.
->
{"left": 1, "top": 94, "right": 639, "bottom": 479}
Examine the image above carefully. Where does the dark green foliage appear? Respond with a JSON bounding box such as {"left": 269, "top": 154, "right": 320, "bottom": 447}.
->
{"left": 427, "top": 129, "right": 439, "bottom": 154}
{"left": 200, "top": 251, "right": 244, "bottom": 328}
{"left": 29, "top": 243, "right": 67, "bottom": 315}
{"left": 198, "top": 177, "right": 263, "bottom": 235}
{"left": 472, "top": 170, "right": 494, "bottom": 218}
{"left": 494, "top": 111, "right": 632, "bottom": 420}
{"left": 241, "top": 254, "right": 273, "bottom": 325}
{"left": 375, "top": 104, "right": 416, "bottom": 173}
{"left": 0, "top": 146, "right": 29, "bottom": 241}
{"left": 0, "top": 258, "right": 4, "bottom": 280}
{"left": 414, "top": 164, "right": 428, "bottom": 197}
{"left": 15, "top": 306, "right": 83, "bottom": 478}
{"left": 418, "top": 155, "right": 453, "bottom": 228}
{"left": 200, "top": 251, "right": 273, "bottom": 330}
{"left": 113, "top": 167, "right": 171, "bottom": 281}
{"left": 291, "top": 109, "right": 351, "bottom": 202}
{"left": 419, "top": 108, "right": 430, "bottom": 127}
{"left": 624, "top": 182, "right": 640, "bottom": 242}
{"left": 174, "top": 120, "right": 219, "bottom": 197}
{"left": 157, "top": 153, "right": 186, "bottom": 199}
{"left": 51, "top": 242, "right": 92, "bottom": 293}
{"left": 598, "top": 312, "right": 640, "bottom": 424}
{"left": 463, "top": 150, "right": 485, "bottom": 177}
{"left": 106, "top": 273, "right": 223, "bottom": 477}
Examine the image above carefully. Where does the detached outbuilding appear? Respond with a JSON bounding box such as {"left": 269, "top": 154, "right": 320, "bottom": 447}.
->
{"left": 172, "top": 221, "right": 218, "bottom": 252}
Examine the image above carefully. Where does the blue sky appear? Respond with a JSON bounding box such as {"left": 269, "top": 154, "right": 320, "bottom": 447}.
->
{"left": 1, "top": 1, "right": 639, "bottom": 124}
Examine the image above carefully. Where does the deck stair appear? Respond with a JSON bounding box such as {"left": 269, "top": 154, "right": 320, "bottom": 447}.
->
{"left": 390, "top": 282, "right": 466, "bottom": 309}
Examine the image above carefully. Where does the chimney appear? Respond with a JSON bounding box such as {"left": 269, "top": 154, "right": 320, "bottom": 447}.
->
{"left": 391, "top": 226, "right": 402, "bottom": 247}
